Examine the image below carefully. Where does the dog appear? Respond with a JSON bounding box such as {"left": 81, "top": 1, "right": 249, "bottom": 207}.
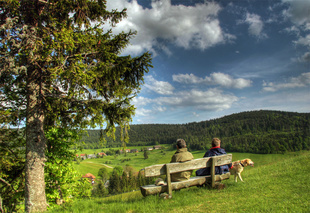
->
{"left": 229, "top": 159, "right": 254, "bottom": 182}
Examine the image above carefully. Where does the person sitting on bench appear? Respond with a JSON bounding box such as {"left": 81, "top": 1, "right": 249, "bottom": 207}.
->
{"left": 196, "top": 138, "right": 232, "bottom": 176}
{"left": 170, "top": 139, "right": 194, "bottom": 181}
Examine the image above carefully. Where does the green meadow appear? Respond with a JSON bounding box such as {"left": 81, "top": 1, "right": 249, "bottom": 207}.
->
{"left": 73, "top": 145, "right": 175, "bottom": 176}
{"left": 73, "top": 146, "right": 299, "bottom": 177}
{"left": 51, "top": 149, "right": 310, "bottom": 213}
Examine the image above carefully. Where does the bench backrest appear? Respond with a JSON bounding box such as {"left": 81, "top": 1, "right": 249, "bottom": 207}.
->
{"left": 143, "top": 154, "right": 232, "bottom": 177}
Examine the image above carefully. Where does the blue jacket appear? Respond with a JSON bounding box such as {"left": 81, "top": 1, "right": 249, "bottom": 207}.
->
{"left": 196, "top": 147, "right": 232, "bottom": 176}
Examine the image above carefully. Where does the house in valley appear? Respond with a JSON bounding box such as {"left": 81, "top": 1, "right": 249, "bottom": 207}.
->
{"left": 153, "top": 145, "right": 162, "bottom": 150}
{"left": 80, "top": 154, "right": 87, "bottom": 160}
{"left": 87, "top": 154, "right": 96, "bottom": 159}
{"left": 82, "top": 173, "right": 96, "bottom": 185}
{"left": 98, "top": 152, "right": 106, "bottom": 156}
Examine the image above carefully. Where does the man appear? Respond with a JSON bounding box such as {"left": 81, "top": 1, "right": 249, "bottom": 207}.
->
{"left": 170, "top": 139, "right": 194, "bottom": 182}
{"left": 196, "top": 138, "right": 232, "bottom": 176}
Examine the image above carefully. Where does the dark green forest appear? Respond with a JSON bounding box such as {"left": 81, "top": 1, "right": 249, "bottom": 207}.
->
{"left": 81, "top": 110, "right": 310, "bottom": 154}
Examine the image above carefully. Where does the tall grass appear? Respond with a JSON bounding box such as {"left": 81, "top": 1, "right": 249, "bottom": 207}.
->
{"left": 49, "top": 151, "right": 310, "bottom": 213}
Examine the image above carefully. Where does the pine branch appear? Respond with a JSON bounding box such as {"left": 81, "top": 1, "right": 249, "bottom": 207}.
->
{"left": 0, "top": 177, "right": 11, "bottom": 187}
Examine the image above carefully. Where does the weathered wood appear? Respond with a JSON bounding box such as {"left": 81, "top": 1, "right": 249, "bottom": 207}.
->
{"left": 144, "top": 154, "right": 232, "bottom": 177}
{"left": 211, "top": 157, "right": 215, "bottom": 188}
{"left": 165, "top": 164, "right": 172, "bottom": 196}
{"left": 140, "top": 154, "right": 232, "bottom": 197}
{"left": 140, "top": 173, "right": 230, "bottom": 196}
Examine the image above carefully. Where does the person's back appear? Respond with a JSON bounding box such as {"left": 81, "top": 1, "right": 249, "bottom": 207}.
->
{"left": 203, "top": 146, "right": 227, "bottom": 158}
{"left": 170, "top": 139, "right": 194, "bottom": 181}
{"left": 196, "top": 138, "right": 232, "bottom": 176}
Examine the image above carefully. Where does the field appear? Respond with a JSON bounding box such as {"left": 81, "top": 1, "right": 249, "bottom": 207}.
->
{"left": 50, "top": 149, "right": 310, "bottom": 213}
{"left": 73, "top": 145, "right": 177, "bottom": 176}
{"left": 73, "top": 146, "right": 294, "bottom": 177}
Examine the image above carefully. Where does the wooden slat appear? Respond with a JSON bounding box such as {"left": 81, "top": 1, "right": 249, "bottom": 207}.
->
{"left": 144, "top": 154, "right": 232, "bottom": 177}
{"left": 140, "top": 172, "right": 230, "bottom": 196}
{"left": 210, "top": 157, "right": 215, "bottom": 188}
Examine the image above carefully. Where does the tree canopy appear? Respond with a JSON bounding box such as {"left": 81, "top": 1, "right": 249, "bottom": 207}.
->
{"left": 0, "top": 0, "right": 152, "bottom": 212}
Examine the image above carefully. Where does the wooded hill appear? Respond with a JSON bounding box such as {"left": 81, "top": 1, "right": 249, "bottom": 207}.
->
{"left": 81, "top": 110, "right": 310, "bottom": 154}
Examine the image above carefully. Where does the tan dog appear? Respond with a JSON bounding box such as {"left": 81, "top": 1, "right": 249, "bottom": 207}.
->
{"left": 230, "top": 159, "right": 254, "bottom": 182}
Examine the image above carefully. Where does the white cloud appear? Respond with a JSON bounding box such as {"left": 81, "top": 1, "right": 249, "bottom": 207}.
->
{"left": 131, "top": 98, "right": 167, "bottom": 118}
{"left": 282, "top": 0, "right": 310, "bottom": 61}
{"left": 243, "top": 13, "right": 267, "bottom": 39}
{"left": 131, "top": 96, "right": 152, "bottom": 107}
{"left": 294, "top": 34, "right": 310, "bottom": 47}
{"left": 131, "top": 97, "right": 154, "bottom": 117}
{"left": 262, "top": 72, "right": 310, "bottom": 92}
{"left": 211, "top": 73, "right": 252, "bottom": 89}
{"left": 133, "top": 87, "right": 239, "bottom": 120}
{"left": 298, "top": 52, "right": 310, "bottom": 62}
{"left": 172, "top": 72, "right": 252, "bottom": 89}
{"left": 153, "top": 106, "right": 166, "bottom": 112}
{"left": 134, "top": 107, "right": 153, "bottom": 117}
{"left": 106, "top": 0, "right": 234, "bottom": 56}
{"left": 172, "top": 73, "right": 205, "bottom": 84}
{"left": 282, "top": 0, "right": 310, "bottom": 27}
{"left": 157, "top": 88, "right": 239, "bottom": 111}
{"left": 144, "top": 75, "right": 175, "bottom": 95}
{"left": 283, "top": 25, "right": 301, "bottom": 35}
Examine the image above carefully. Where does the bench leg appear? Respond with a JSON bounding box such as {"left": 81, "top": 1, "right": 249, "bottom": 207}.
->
{"left": 165, "top": 164, "right": 172, "bottom": 197}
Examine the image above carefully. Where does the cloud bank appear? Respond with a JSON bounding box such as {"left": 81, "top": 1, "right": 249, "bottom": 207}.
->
{"left": 106, "top": 0, "right": 234, "bottom": 56}
{"left": 103, "top": 0, "right": 310, "bottom": 124}
{"left": 262, "top": 72, "right": 310, "bottom": 92}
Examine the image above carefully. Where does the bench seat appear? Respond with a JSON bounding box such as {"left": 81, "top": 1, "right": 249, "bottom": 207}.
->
{"left": 140, "top": 154, "right": 232, "bottom": 197}
{"left": 140, "top": 172, "right": 230, "bottom": 196}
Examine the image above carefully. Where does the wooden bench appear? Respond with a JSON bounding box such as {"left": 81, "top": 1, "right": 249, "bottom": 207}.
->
{"left": 140, "top": 154, "right": 232, "bottom": 197}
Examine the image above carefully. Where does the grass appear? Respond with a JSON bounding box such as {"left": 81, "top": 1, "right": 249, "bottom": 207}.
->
{"left": 73, "top": 146, "right": 176, "bottom": 176}
{"left": 73, "top": 146, "right": 296, "bottom": 177}
{"left": 74, "top": 146, "right": 170, "bottom": 155}
{"left": 50, "top": 150, "right": 310, "bottom": 213}
{"left": 73, "top": 161, "right": 114, "bottom": 176}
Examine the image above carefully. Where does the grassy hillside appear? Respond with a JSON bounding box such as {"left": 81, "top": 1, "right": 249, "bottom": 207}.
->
{"left": 73, "top": 147, "right": 264, "bottom": 177}
{"left": 50, "top": 151, "right": 310, "bottom": 213}
{"left": 73, "top": 147, "right": 302, "bottom": 177}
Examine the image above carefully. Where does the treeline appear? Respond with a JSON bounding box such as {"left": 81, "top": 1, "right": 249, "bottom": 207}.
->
{"left": 81, "top": 110, "right": 310, "bottom": 154}
{"left": 92, "top": 166, "right": 154, "bottom": 197}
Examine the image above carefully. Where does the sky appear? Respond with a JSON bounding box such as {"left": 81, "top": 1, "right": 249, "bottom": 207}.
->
{"left": 106, "top": 0, "right": 310, "bottom": 125}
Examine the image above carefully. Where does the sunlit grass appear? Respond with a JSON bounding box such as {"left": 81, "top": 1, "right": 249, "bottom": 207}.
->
{"left": 73, "top": 147, "right": 177, "bottom": 176}
{"left": 73, "top": 146, "right": 296, "bottom": 177}
{"left": 50, "top": 151, "right": 310, "bottom": 213}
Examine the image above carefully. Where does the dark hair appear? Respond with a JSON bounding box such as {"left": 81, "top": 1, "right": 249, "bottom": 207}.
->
{"left": 176, "top": 139, "right": 186, "bottom": 148}
{"left": 211, "top": 138, "right": 221, "bottom": 147}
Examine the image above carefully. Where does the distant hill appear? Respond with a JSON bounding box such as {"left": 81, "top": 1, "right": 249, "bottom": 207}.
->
{"left": 81, "top": 110, "right": 310, "bottom": 154}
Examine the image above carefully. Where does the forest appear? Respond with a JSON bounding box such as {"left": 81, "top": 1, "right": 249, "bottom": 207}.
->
{"left": 81, "top": 110, "right": 310, "bottom": 154}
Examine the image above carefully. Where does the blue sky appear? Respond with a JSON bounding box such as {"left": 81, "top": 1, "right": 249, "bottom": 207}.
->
{"left": 106, "top": 0, "right": 310, "bottom": 124}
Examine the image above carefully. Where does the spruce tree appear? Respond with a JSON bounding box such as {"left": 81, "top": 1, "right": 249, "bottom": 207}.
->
{"left": 121, "top": 171, "right": 128, "bottom": 192}
{"left": 0, "top": 1, "right": 152, "bottom": 212}
{"left": 108, "top": 170, "right": 121, "bottom": 194}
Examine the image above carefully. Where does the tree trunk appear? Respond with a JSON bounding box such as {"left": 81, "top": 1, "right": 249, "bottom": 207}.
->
{"left": 25, "top": 68, "right": 47, "bottom": 212}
